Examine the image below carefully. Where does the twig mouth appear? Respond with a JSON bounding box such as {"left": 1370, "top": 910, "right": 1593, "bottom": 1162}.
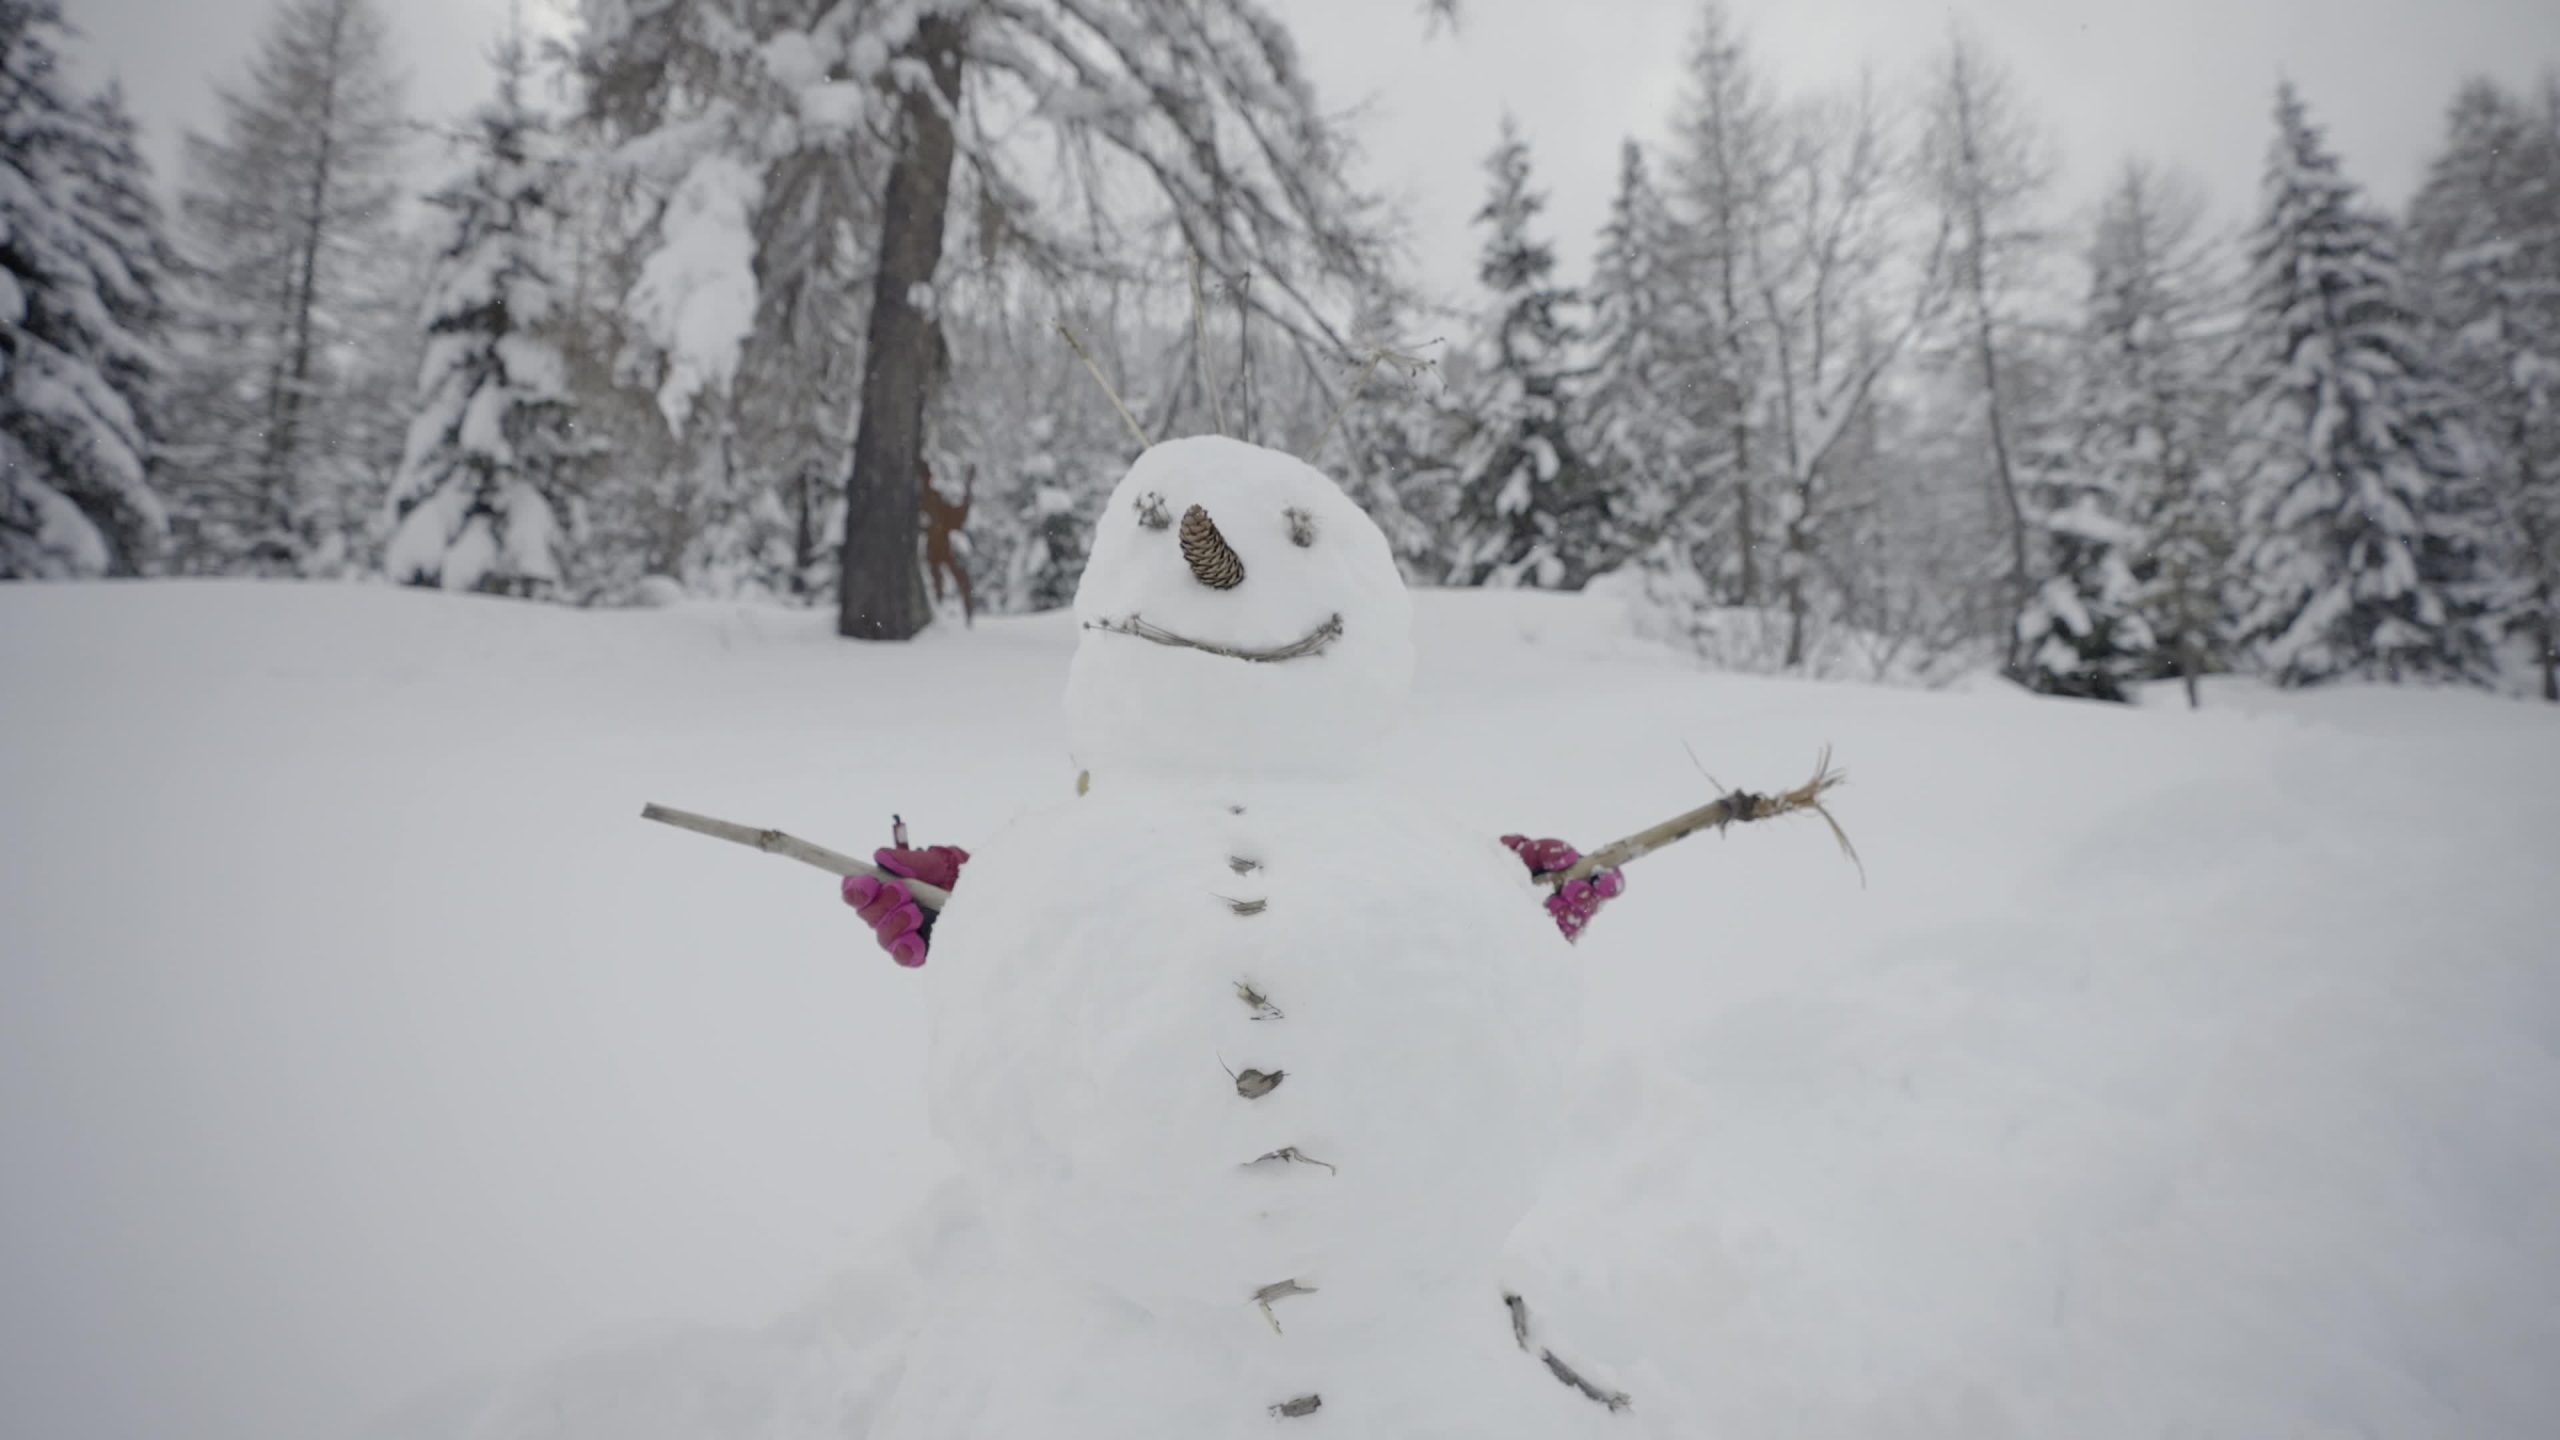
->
{"left": 1085, "top": 612, "right": 1344, "bottom": 663}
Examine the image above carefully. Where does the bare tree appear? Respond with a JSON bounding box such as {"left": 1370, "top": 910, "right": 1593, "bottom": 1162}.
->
{"left": 1750, "top": 78, "right": 1952, "bottom": 667}
{"left": 167, "top": 0, "right": 406, "bottom": 576}
{"left": 1663, "top": 1, "right": 1776, "bottom": 602}
{"left": 1921, "top": 27, "right": 2050, "bottom": 673}
{"left": 835, "top": 0, "right": 1399, "bottom": 640}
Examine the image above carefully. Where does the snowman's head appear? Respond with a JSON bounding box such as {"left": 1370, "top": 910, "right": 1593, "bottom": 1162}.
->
{"left": 1066, "top": 435, "right": 1413, "bottom": 780}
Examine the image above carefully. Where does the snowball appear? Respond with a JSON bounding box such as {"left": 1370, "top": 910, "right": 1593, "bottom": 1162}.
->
{"left": 925, "top": 777, "right": 1575, "bottom": 1305}
{"left": 1064, "top": 436, "right": 1414, "bottom": 781}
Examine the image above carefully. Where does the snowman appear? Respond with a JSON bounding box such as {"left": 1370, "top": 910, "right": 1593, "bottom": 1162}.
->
{"left": 841, "top": 436, "right": 1631, "bottom": 1437}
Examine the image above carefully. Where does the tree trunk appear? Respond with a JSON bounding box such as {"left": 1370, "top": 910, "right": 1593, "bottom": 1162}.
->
{"left": 789, "top": 464, "right": 817, "bottom": 599}
{"left": 836, "top": 12, "right": 966, "bottom": 642}
{"left": 1944, "top": 49, "right": 2031, "bottom": 675}
{"left": 265, "top": 5, "right": 343, "bottom": 567}
{"left": 1719, "top": 237, "right": 1756, "bottom": 606}
{"left": 2537, "top": 579, "right": 2557, "bottom": 704}
{"left": 1972, "top": 298, "right": 2029, "bottom": 671}
{"left": 1781, "top": 492, "right": 1810, "bottom": 668}
{"left": 1731, "top": 413, "right": 1756, "bottom": 605}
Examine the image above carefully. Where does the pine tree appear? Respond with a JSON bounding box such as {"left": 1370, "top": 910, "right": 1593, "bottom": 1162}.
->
{"left": 1446, "top": 117, "right": 1605, "bottom": 589}
{"left": 2408, "top": 78, "right": 2560, "bottom": 701}
{"left": 1581, "top": 140, "right": 1695, "bottom": 556}
{"left": 1338, "top": 378, "right": 1463, "bottom": 584}
{"left": 735, "top": 144, "right": 865, "bottom": 603}
{"left": 1312, "top": 290, "right": 1461, "bottom": 583}
{"left": 569, "top": 0, "right": 878, "bottom": 602}
{"left": 384, "top": 29, "right": 589, "bottom": 598}
{"left": 1008, "top": 419, "right": 1090, "bottom": 613}
{"left": 2013, "top": 456, "right": 2154, "bottom": 703}
{"left": 2016, "top": 162, "right": 2231, "bottom": 703}
{"left": 1, "top": 2, "right": 173, "bottom": 577}
{"left": 2232, "top": 83, "right": 2496, "bottom": 686}
{"left": 165, "top": 0, "right": 406, "bottom": 577}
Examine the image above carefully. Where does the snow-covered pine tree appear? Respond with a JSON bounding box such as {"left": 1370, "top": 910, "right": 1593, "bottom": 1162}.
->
{"left": 1307, "top": 289, "right": 1461, "bottom": 583}
{"left": 734, "top": 143, "right": 866, "bottom": 603}
{"left": 1339, "top": 384, "right": 1462, "bottom": 584}
{"left": 1582, "top": 140, "right": 1697, "bottom": 557}
{"left": 74, "top": 85, "right": 184, "bottom": 556}
{"left": 2408, "top": 77, "right": 2560, "bottom": 701}
{"left": 0, "top": 2, "right": 173, "bottom": 577}
{"left": 165, "top": 0, "right": 406, "bottom": 577}
{"left": 384, "top": 27, "right": 588, "bottom": 598}
{"left": 2015, "top": 162, "right": 2231, "bottom": 703}
{"left": 2232, "top": 83, "right": 2497, "bottom": 687}
{"left": 570, "top": 0, "right": 885, "bottom": 603}
{"left": 1007, "top": 418, "right": 1089, "bottom": 612}
{"left": 1445, "top": 117, "right": 1606, "bottom": 590}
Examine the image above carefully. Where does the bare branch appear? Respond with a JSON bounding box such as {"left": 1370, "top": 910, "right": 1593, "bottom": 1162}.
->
{"left": 1501, "top": 1290, "right": 1633, "bottom": 1412}
{"left": 638, "top": 803, "right": 953, "bottom": 910}
{"left": 1550, "top": 748, "right": 1863, "bottom": 887}
{"left": 1056, "top": 317, "right": 1153, "bottom": 448}
{"left": 1189, "top": 250, "right": 1226, "bottom": 434}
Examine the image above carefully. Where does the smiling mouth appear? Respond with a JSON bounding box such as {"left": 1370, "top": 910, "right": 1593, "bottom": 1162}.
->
{"left": 1086, "top": 612, "right": 1344, "bottom": 663}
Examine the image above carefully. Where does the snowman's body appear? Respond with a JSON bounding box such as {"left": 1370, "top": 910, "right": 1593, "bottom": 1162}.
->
{"left": 872, "top": 438, "right": 1610, "bottom": 1437}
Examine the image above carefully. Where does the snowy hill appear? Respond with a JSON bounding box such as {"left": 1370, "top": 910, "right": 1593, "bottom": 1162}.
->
{"left": 4, "top": 581, "right": 2557, "bottom": 1440}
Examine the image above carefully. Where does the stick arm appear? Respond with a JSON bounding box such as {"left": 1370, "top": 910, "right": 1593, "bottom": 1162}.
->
{"left": 1547, "top": 748, "right": 1858, "bottom": 888}
{"left": 639, "top": 803, "right": 954, "bottom": 911}
{"left": 637, "top": 748, "right": 1851, "bottom": 918}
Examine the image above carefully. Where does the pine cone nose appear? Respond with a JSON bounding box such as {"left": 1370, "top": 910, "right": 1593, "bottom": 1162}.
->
{"left": 1180, "top": 504, "right": 1245, "bottom": 590}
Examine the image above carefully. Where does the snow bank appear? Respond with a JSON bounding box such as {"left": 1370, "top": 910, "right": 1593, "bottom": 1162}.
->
{"left": 3, "top": 581, "right": 2556, "bottom": 1440}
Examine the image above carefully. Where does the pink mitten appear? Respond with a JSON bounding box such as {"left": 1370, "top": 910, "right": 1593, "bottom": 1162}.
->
{"left": 842, "top": 840, "right": 970, "bottom": 968}
{"left": 1500, "top": 834, "right": 1626, "bottom": 943}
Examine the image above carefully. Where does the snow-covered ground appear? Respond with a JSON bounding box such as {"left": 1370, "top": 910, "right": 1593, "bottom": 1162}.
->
{"left": 4, "top": 580, "right": 2557, "bottom": 1440}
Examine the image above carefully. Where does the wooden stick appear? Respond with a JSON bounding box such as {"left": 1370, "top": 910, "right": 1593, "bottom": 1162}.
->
{"left": 1056, "top": 318, "right": 1152, "bottom": 450}
{"left": 641, "top": 749, "right": 1852, "bottom": 917}
{"left": 639, "top": 803, "right": 953, "bottom": 910}
{"left": 1550, "top": 747, "right": 1862, "bottom": 887}
{"left": 1190, "top": 251, "right": 1226, "bottom": 437}
{"left": 1502, "top": 1290, "right": 1632, "bottom": 1412}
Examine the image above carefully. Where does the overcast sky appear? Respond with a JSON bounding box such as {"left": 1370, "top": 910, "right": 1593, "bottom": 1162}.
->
{"left": 65, "top": 0, "right": 2560, "bottom": 305}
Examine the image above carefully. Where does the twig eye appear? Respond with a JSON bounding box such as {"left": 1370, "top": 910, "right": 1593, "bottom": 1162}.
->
{"left": 1135, "top": 491, "right": 1171, "bottom": 530}
{"left": 1284, "top": 507, "right": 1316, "bottom": 547}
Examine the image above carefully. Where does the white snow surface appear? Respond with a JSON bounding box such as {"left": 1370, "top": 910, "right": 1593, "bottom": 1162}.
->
{"left": 4, "top": 580, "right": 2559, "bottom": 1440}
